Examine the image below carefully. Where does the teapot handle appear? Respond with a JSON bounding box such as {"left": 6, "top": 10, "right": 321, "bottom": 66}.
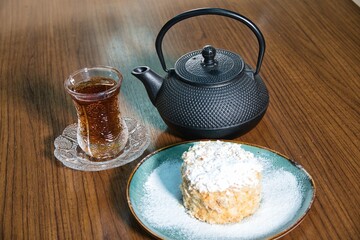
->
{"left": 155, "top": 8, "right": 265, "bottom": 75}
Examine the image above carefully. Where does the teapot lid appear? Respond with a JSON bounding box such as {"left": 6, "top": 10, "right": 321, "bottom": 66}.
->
{"left": 174, "top": 45, "right": 244, "bottom": 86}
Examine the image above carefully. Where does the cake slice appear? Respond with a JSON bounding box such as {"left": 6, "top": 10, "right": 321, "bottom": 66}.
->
{"left": 180, "top": 141, "right": 262, "bottom": 224}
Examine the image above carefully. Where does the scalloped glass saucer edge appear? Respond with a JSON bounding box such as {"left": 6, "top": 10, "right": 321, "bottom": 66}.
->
{"left": 54, "top": 117, "right": 150, "bottom": 171}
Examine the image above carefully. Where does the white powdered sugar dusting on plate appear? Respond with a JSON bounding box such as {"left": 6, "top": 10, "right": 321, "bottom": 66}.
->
{"left": 138, "top": 151, "right": 303, "bottom": 240}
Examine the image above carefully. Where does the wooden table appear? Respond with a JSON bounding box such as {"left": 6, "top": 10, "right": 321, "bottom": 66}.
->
{"left": 1, "top": 0, "right": 359, "bottom": 239}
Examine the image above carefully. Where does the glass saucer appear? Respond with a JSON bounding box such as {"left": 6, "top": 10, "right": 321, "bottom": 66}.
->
{"left": 54, "top": 117, "right": 150, "bottom": 171}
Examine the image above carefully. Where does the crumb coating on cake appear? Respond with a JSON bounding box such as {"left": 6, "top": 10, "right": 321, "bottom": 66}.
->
{"left": 180, "top": 141, "right": 262, "bottom": 224}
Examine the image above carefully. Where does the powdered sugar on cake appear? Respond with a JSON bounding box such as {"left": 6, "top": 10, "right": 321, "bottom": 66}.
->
{"left": 182, "top": 141, "right": 263, "bottom": 192}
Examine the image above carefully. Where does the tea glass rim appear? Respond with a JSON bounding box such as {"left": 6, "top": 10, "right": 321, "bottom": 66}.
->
{"left": 64, "top": 66, "right": 123, "bottom": 101}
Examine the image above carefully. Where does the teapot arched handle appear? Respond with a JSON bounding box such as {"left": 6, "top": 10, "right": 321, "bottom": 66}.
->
{"left": 155, "top": 8, "right": 265, "bottom": 75}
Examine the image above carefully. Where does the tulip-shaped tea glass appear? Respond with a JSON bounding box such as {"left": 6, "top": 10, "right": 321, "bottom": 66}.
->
{"left": 64, "top": 66, "right": 128, "bottom": 160}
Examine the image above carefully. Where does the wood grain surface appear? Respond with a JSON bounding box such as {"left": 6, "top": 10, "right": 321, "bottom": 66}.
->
{"left": 0, "top": 0, "right": 359, "bottom": 239}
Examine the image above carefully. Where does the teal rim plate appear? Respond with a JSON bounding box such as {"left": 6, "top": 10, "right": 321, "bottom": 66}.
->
{"left": 127, "top": 141, "right": 316, "bottom": 240}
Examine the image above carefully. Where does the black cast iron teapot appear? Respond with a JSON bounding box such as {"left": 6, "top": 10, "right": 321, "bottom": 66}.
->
{"left": 132, "top": 8, "right": 269, "bottom": 139}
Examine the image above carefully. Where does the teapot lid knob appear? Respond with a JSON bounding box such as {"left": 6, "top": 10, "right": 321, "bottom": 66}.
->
{"left": 201, "top": 45, "right": 218, "bottom": 68}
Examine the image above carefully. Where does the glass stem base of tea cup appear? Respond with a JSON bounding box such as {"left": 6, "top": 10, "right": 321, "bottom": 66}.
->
{"left": 77, "top": 118, "right": 129, "bottom": 160}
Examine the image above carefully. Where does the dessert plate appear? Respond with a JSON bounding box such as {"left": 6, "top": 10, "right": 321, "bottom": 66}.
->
{"left": 54, "top": 117, "right": 150, "bottom": 171}
{"left": 127, "top": 141, "right": 315, "bottom": 240}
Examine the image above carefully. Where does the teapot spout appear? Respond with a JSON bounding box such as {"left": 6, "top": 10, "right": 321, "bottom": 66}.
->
{"left": 132, "top": 66, "right": 164, "bottom": 105}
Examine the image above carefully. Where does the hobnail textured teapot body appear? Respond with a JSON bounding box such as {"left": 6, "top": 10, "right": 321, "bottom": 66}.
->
{"left": 155, "top": 67, "right": 268, "bottom": 138}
